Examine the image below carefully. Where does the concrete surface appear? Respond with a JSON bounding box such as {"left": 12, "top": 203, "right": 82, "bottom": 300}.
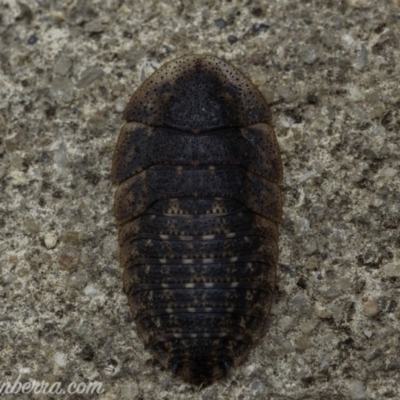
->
{"left": 0, "top": 0, "right": 399, "bottom": 399}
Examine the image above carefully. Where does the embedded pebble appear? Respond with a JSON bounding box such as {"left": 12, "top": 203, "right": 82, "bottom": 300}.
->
{"left": 4, "top": 130, "right": 23, "bottom": 152}
{"left": 10, "top": 154, "right": 24, "bottom": 170}
{"left": 330, "top": 303, "right": 344, "bottom": 322}
{"left": 51, "top": 76, "right": 74, "bottom": 102}
{"left": 0, "top": 287, "right": 11, "bottom": 298}
{"left": 350, "top": 380, "right": 366, "bottom": 399}
{"left": 251, "top": 72, "right": 267, "bottom": 88}
{"left": 114, "top": 98, "right": 126, "bottom": 113}
{"left": 300, "top": 168, "right": 317, "bottom": 180}
{"left": 84, "top": 20, "right": 104, "bottom": 33}
{"left": 53, "top": 54, "right": 72, "bottom": 76}
{"left": 386, "top": 358, "right": 400, "bottom": 370}
{"left": 1, "top": 273, "right": 16, "bottom": 285}
{"left": 387, "top": 299, "right": 397, "bottom": 313}
{"left": 348, "top": 105, "right": 368, "bottom": 122}
{"left": 0, "top": 314, "right": 13, "bottom": 322}
{"left": 243, "top": 363, "right": 256, "bottom": 377}
{"left": 120, "top": 382, "right": 140, "bottom": 400}
{"left": 9, "top": 255, "right": 19, "bottom": 264}
{"left": 53, "top": 11, "right": 65, "bottom": 22}
{"left": 76, "top": 67, "right": 105, "bottom": 88}
{"left": 214, "top": 18, "right": 227, "bottom": 30}
{"left": 365, "top": 90, "right": 379, "bottom": 104}
{"left": 355, "top": 44, "right": 368, "bottom": 70}
{"left": 363, "top": 330, "right": 372, "bottom": 338}
{"left": 304, "top": 240, "right": 317, "bottom": 255}
{"left": 66, "top": 271, "right": 89, "bottom": 288}
{"left": 25, "top": 217, "right": 40, "bottom": 235}
{"left": 369, "top": 104, "right": 386, "bottom": 119}
{"left": 299, "top": 319, "right": 319, "bottom": 334}
{"left": 279, "top": 87, "right": 297, "bottom": 103}
{"left": 102, "top": 236, "right": 119, "bottom": 259}
{"left": 111, "top": 83, "right": 125, "bottom": 98}
{"left": 18, "top": 367, "right": 31, "bottom": 374}
{"left": 54, "top": 352, "right": 67, "bottom": 368}
{"left": 251, "top": 378, "right": 268, "bottom": 396}
{"left": 83, "top": 284, "right": 101, "bottom": 298}
{"left": 141, "top": 381, "right": 156, "bottom": 395}
{"left": 272, "top": 335, "right": 295, "bottom": 353}
{"left": 301, "top": 45, "right": 318, "bottom": 64}
{"left": 294, "top": 336, "right": 309, "bottom": 352}
{"left": 348, "top": 0, "right": 369, "bottom": 6}
{"left": 311, "top": 205, "right": 325, "bottom": 220}
{"left": 227, "top": 35, "right": 238, "bottom": 44}
{"left": 363, "top": 300, "right": 380, "bottom": 318}
{"left": 58, "top": 246, "right": 81, "bottom": 270}
{"left": 27, "top": 34, "right": 38, "bottom": 45}
{"left": 301, "top": 10, "right": 312, "bottom": 24}
{"left": 279, "top": 316, "right": 294, "bottom": 332}
{"left": 291, "top": 294, "right": 310, "bottom": 315}
{"left": 262, "top": 89, "right": 275, "bottom": 104}
{"left": 319, "top": 354, "right": 331, "bottom": 372}
{"left": 295, "top": 218, "right": 310, "bottom": 233}
{"left": 252, "top": 23, "right": 269, "bottom": 34}
{"left": 321, "top": 32, "right": 335, "bottom": 48}
{"left": 44, "top": 232, "right": 58, "bottom": 249}
{"left": 364, "top": 348, "right": 381, "bottom": 362}
{"left": 383, "top": 262, "right": 400, "bottom": 278}
{"left": 324, "top": 287, "right": 341, "bottom": 301}
{"left": 74, "top": 321, "right": 92, "bottom": 339}
{"left": 54, "top": 141, "right": 68, "bottom": 172}
{"left": 0, "top": 165, "right": 6, "bottom": 180}
{"left": 381, "top": 168, "right": 397, "bottom": 178}
{"left": 63, "top": 231, "right": 82, "bottom": 246}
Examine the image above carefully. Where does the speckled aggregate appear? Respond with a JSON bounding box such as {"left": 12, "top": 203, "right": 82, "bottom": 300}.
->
{"left": 0, "top": 0, "right": 399, "bottom": 399}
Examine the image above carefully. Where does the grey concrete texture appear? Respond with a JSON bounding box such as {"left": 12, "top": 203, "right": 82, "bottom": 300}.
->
{"left": 0, "top": 0, "right": 399, "bottom": 399}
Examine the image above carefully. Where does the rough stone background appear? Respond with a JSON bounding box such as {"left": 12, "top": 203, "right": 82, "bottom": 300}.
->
{"left": 0, "top": 0, "right": 399, "bottom": 399}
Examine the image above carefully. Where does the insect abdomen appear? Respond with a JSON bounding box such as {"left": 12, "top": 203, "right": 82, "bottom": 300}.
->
{"left": 111, "top": 55, "right": 282, "bottom": 385}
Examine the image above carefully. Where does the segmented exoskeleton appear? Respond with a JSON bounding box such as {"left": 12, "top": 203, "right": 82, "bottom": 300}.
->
{"left": 111, "top": 55, "right": 282, "bottom": 385}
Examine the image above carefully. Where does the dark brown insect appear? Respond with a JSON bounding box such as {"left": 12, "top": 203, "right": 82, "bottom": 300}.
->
{"left": 111, "top": 55, "right": 282, "bottom": 385}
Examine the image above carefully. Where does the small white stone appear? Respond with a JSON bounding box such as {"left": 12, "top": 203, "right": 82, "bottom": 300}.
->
{"left": 296, "top": 218, "right": 310, "bottom": 233}
{"left": 114, "top": 98, "right": 126, "bottom": 113}
{"left": 363, "top": 300, "right": 380, "bottom": 318}
{"left": 44, "top": 232, "right": 58, "bottom": 249}
{"left": 54, "top": 352, "right": 67, "bottom": 368}
{"left": 363, "top": 330, "right": 373, "bottom": 338}
{"left": 10, "top": 170, "right": 27, "bottom": 186}
{"left": 244, "top": 364, "right": 256, "bottom": 377}
{"left": 1, "top": 273, "right": 16, "bottom": 284}
{"left": 83, "top": 284, "right": 101, "bottom": 298}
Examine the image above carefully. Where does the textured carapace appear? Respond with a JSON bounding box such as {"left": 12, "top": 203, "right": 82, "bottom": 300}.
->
{"left": 111, "top": 55, "right": 282, "bottom": 385}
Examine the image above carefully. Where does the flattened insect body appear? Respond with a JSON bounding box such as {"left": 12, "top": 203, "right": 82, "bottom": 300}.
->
{"left": 111, "top": 55, "right": 282, "bottom": 385}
